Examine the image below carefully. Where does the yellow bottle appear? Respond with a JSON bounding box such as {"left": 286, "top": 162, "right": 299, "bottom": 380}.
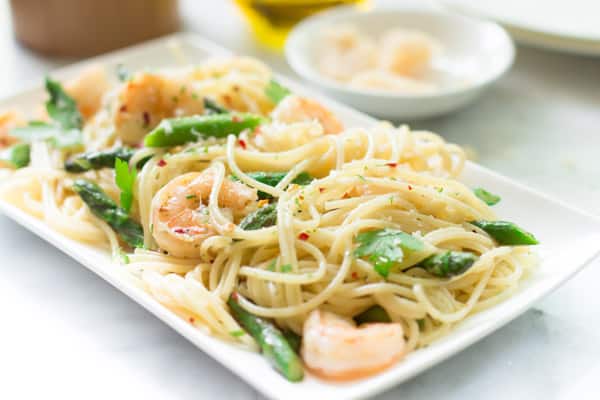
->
{"left": 234, "top": 0, "right": 369, "bottom": 50}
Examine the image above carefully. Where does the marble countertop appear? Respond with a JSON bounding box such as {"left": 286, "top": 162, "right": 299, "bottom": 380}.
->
{"left": 1, "top": 1, "right": 599, "bottom": 399}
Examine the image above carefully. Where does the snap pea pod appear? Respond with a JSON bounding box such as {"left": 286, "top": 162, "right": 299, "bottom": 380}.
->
{"left": 65, "top": 147, "right": 136, "bottom": 172}
{"left": 239, "top": 203, "right": 277, "bottom": 230}
{"left": 0, "top": 143, "right": 30, "bottom": 169}
{"left": 354, "top": 305, "right": 391, "bottom": 325}
{"left": 144, "top": 113, "right": 265, "bottom": 148}
{"left": 72, "top": 179, "right": 143, "bottom": 248}
{"left": 471, "top": 220, "right": 538, "bottom": 245}
{"left": 233, "top": 171, "right": 314, "bottom": 199}
{"left": 414, "top": 251, "right": 478, "bottom": 277}
{"left": 227, "top": 295, "right": 304, "bottom": 382}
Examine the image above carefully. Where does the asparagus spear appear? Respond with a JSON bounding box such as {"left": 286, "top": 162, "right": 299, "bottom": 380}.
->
{"left": 203, "top": 98, "right": 228, "bottom": 114}
{"left": 239, "top": 203, "right": 277, "bottom": 230}
{"left": 471, "top": 220, "right": 538, "bottom": 245}
{"left": 65, "top": 147, "right": 136, "bottom": 172}
{"left": 282, "top": 330, "right": 302, "bottom": 354}
{"left": 414, "top": 251, "right": 478, "bottom": 277}
{"left": 0, "top": 143, "right": 30, "bottom": 169}
{"left": 144, "top": 113, "right": 265, "bottom": 148}
{"left": 228, "top": 294, "right": 304, "bottom": 382}
{"left": 354, "top": 305, "right": 391, "bottom": 325}
{"left": 233, "top": 171, "right": 314, "bottom": 199}
{"left": 72, "top": 179, "right": 143, "bottom": 248}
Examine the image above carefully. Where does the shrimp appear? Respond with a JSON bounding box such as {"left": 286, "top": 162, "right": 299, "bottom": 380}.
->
{"left": 113, "top": 72, "right": 205, "bottom": 145}
{"left": 379, "top": 29, "right": 439, "bottom": 77}
{"left": 0, "top": 111, "right": 23, "bottom": 148}
{"left": 301, "top": 309, "right": 405, "bottom": 380}
{"left": 65, "top": 65, "right": 110, "bottom": 119}
{"left": 151, "top": 168, "right": 257, "bottom": 258}
{"left": 271, "top": 95, "right": 343, "bottom": 135}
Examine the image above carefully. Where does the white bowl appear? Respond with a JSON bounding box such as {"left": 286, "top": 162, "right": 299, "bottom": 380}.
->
{"left": 285, "top": 7, "right": 515, "bottom": 120}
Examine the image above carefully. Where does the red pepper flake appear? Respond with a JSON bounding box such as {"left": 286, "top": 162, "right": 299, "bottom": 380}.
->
{"left": 142, "top": 111, "right": 150, "bottom": 127}
{"left": 157, "top": 159, "right": 167, "bottom": 167}
{"left": 238, "top": 139, "right": 247, "bottom": 149}
{"left": 408, "top": 185, "right": 413, "bottom": 190}
{"left": 319, "top": 187, "right": 325, "bottom": 193}
{"left": 351, "top": 272, "right": 358, "bottom": 280}
{"left": 189, "top": 317, "right": 195, "bottom": 324}
{"left": 298, "top": 232, "right": 309, "bottom": 241}
{"left": 174, "top": 228, "right": 186, "bottom": 234}
{"left": 386, "top": 162, "right": 397, "bottom": 167}
{"left": 119, "top": 105, "right": 128, "bottom": 112}
{"left": 232, "top": 115, "right": 241, "bottom": 123}
{"left": 231, "top": 291, "right": 239, "bottom": 301}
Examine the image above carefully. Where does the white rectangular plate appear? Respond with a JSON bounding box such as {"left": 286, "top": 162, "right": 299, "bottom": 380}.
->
{"left": 1, "top": 33, "right": 599, "bottom": 400}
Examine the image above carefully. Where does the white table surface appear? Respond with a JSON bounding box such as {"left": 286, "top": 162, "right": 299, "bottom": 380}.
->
{"left": 1, "top": 1, "right": 599, "bottom": 399}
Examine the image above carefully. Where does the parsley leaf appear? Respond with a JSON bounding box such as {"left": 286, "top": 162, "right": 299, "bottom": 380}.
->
{"left": 0, "top": 143, "right": 30, "bottom": 169}
{"left": 265, "top": 79, "right": 291, "bottom": 104}
{"left": 280, "top": 264, "right": 293, "bottom": 273}
{"left": 114, "top": 158, "right": 137, "bottom": 213}
{"left": 473, "top": 187, "right": 501, "bottom": 206}
{"left": 10, "top": 78, "right": 83, "bottom": 150}
{"left": 45, "top": 77, "right": 83, "bottom": 130}
{"left": 354, "top": 229, "right": 424, "bottom": 278}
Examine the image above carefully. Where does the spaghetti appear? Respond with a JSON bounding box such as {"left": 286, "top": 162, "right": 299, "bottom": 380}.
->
{"left": 0, "top": 55, "right": 537, "bottom": 381}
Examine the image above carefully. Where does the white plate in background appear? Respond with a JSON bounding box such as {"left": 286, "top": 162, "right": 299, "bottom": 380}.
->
{"left": 286, "top": 7, "right": 514, "bottom": 120}
{"left": 440, "top": 0, "right": 600, "bottom": 56}
{"left": 1, "top": 33, "right": 599, "bottom": 400}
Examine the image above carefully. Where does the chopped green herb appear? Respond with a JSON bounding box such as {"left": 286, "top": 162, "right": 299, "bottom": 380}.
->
{"left": 116, "top": 64, "right": 131, "bottom": 82}
{"left": 280, "top": 264, "right": 292, "bottom": 273}
{"left": 119, "top": 249, "right": 130, "bottom": 265}
{"left": 357, "top": 175, "right": 366, "bottom": 181}
{"left": 267, "top": 260, "right": 276, "bottom": 271}
{"left": 417, "top": 319, "right": 425, "bottom": 331}
{"left": 185, "top": 194, "right": 198, "bottom": 200}
{"left": 0, "top": 143, "right": 30, "bottom": 169}
{"left": 354, "top": 228, "right": 424, "bottom": 278}
{"left": 265, "top": 79, "right": 291, "bottom": 104}
{"left": 114, "top": 158, "right": 137, "bottom": 213}
{"left": 229, "top": 330, "right": 246, "bottom": 338}
{"left": 473, "top": 188, "right": 501, "bottom": 206}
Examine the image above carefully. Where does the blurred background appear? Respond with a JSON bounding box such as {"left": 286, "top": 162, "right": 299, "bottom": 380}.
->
{"left": 1, "top": 1, "right": 599, "bottom": 400}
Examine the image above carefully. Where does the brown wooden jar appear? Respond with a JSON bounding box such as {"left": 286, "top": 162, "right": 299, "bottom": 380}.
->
{"left": 10, "top": 0, "right": 180, "bottom": 57}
